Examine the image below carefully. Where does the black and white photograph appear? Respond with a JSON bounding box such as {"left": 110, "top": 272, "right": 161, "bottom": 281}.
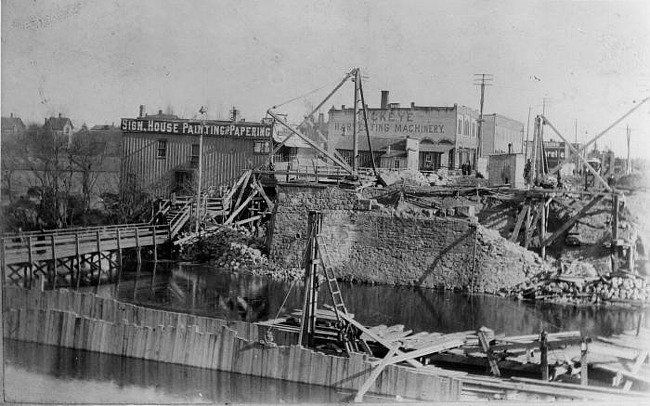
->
{"left": 1, "top": 0, "right": 649, "bottom": 403}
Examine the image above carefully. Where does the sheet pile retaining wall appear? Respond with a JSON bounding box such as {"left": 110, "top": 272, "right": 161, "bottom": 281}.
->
{"left": 3, "top": 286, "right": 461, "bottom": 402}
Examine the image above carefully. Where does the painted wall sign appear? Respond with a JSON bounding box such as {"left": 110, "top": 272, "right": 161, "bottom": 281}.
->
{"left": 121, "top": 118, "right": 271, "bottom": 138}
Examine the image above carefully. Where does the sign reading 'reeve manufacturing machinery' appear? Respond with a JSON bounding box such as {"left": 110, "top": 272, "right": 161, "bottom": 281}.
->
{"left": 121, "top": 118, "right": 272, "bottom": 138}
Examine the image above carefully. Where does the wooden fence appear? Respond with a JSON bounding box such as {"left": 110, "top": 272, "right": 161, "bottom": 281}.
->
{"left": 3, "top": 286, "right": 461, "bottom": 402}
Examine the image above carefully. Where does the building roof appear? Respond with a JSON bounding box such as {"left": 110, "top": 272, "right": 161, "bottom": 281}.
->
{"left": 382, "top": 151, "right": 407, "bottom": 159}
{"left": 46, "top": 115, "right": 73, "bottom": 131}
{"left": 1, "top": 116, "right": 25, "bottom": 132}
{"left": 90, "top": 124, "right": 119, "bottom": 131}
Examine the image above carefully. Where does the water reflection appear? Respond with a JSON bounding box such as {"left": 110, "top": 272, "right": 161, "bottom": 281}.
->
{"left": 4, "top": 339, "right": 346, "bottom": 404}
{"left": 116, "top": 262, "right": 649, "bottom": 338}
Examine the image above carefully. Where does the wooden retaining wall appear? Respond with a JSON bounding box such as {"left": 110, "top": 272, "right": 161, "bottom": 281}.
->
{"left": 3, "top": 287, "right": 461, "bottom": 402}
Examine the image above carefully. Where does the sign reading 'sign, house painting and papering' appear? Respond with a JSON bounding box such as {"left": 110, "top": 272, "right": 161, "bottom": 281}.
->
{"left": 121, "top": 118, "right": 272, "bottom": 138}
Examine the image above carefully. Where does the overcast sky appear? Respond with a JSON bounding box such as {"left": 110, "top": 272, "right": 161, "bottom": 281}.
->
{"left": 2, "top": 0, "right": 649, "bottom": 158}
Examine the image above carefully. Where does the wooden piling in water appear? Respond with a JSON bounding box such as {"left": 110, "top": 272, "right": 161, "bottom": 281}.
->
{"left": 50, "top": 235, "right": 57, "bottom": 289}
{"left": 75, "top": 234, "right": 81, "bottom": 291}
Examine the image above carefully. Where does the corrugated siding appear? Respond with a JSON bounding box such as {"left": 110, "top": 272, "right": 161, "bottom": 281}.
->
{"left": 122, "top": 133, "right": 268, "bottom": 197}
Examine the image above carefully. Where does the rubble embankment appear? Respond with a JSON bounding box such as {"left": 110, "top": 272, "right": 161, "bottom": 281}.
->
{"left": 178, "top": 226, "right": 303, "bottom": 280}
{"left": 508, "top": 265, "right": 650, "bottom": 307}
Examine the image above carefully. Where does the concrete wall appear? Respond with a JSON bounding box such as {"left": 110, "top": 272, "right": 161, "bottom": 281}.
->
{"left": 269, "top": 185, "right": 547, "bottom": 292}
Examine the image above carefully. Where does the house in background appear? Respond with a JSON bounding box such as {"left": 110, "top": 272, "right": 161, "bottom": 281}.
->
{"left": 44, "top": 113, "right": 74, "bottom": 144}
{"left": 1, "top": 113, "right": 26, "bottom": 139}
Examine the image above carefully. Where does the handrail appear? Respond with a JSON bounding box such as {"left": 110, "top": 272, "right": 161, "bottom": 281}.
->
{"left": 2, "top": 222, "right": 152, "bottom": 239}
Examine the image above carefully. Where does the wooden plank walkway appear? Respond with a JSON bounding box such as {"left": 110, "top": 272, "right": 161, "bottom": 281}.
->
{"left": 2, "top": 224, "right": 169, "bottom": 265}
{"left": 1, "top": 223, "right": 170, "bottom": 288}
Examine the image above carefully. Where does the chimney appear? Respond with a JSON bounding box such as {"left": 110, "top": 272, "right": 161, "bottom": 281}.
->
{"left": 341, "top": 105, "right": 346, "bottom": 109}
{"left": 411, "top": 102, "right": 415, "bottom": 108}
{"left": 139, "top": 105, "right": 145, "bottom": 117}
{"left": 381, "top": 90, "right": 389, "bottom": 109}
{"left": 158, "top": 109, "right": 163, "bottom": 115}
{"left": 10, "top": 113, "right": 13, "bottom": 118}
{"left": 58, "top": 113, "right": 62, "bottom": 118}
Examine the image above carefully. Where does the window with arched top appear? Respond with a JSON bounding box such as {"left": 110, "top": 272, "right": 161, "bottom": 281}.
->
{"left": 458, "top": 119, "right": 462, "bottom": 134}
{"left": 464, "top": 119, "right": 469, "bottom": 135}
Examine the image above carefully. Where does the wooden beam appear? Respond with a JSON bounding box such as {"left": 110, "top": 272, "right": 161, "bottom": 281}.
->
{"left": 224, "top": 190, "right": 259, "bottom": 225}
{"left": 354, "top": 345, "right": 399, "bottom": 403}
{"left": 510, "top": 203, "right": 529, "bottom": 243}
{"left": 326, "top": 305, "right": 423, "bottom": 368}
{"left": 369, "top": 337, "right": 464, "bottom": 368}
{"left": 250, "top": 178, "right": 274, "bottom": 211}
{"left": 268, "top": 110, "right": 354, "bottom": 174}
{"left": 542, "top": 115, "right": 612, "bottom": 192}
{"left": 50, "top": 235, "right": 57, "bottom": 289}
{"left": 223, "top": 170, "right": 250, "bottom": 206}
{"left": 623, "top": 350, "right": 648, "bottom": 391}
{"left": 478, "top": 328, "right": 500, "bottom": 377}
{"left": 542, "top": 195, "right": 604, "bottom": 247}
{"left": 232, "top": 170, "right": 252, "bottom": 214}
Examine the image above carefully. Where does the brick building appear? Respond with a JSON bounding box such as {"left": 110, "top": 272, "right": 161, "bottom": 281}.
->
{"left": 327, "top": 91, "right": 479, "bottom": 170}
{"left": 481, "top": 113, "right": 524, "bottom": 155}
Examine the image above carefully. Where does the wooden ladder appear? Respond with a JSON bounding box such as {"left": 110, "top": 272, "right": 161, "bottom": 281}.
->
{"left": 315, "top": 235, "right": 371, "bottom": 354}
{"left": 315, "top": 235, "right": 348, "bottom": 317}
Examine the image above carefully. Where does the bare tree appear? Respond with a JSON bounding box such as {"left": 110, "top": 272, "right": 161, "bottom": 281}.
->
{"left": 68, "top": 124, "right": 107, "bottom": 215}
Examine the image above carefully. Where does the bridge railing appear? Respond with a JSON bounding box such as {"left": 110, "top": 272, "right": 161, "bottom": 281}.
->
{"left": 2, "top": 224, "right": 170, "bottom": 266}
{"left": 2, "top": 223, "right": 152, "bottom": 239}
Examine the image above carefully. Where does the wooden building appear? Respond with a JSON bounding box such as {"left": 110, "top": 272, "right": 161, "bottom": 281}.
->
{"left": 121, "top": 116, "right": 273, "bottom": 198}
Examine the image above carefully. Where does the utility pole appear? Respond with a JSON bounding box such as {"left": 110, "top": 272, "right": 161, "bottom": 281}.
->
{"left": 626, "top": 125, "right": 631, "bottom": 174}
{"left": 473, "top": 74, "right": 493, "bottom": 160}
{"left": 352, "top": 68, "right": 360, "bottom": 175}
{"left": 575, "top": 119, "right": 578, "bottom": 174}
{"left": 541, "top": 97, "right": 552, "bottom": 116}
{"left": 524, "top": 106, "right": 532, "bottom": 161}
{"left": 195, "top": 106, "right": 207, "bottom": 233}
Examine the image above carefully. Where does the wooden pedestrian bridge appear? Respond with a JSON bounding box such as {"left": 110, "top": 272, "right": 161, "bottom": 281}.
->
{"left": 1, "top": 223, "right": 170, "bottom": 290}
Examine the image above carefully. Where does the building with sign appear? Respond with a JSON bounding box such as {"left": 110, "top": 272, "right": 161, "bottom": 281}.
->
{"left": 121, "top": 113, "right": 273, "bottom": 197}
{"left": 327, "top": 91, "right": 479, "bottom": 170}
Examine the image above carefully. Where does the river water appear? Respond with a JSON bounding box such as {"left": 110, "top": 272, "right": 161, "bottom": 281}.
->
{"left": 4, "top": 261, "right": 648, "bottom": 403}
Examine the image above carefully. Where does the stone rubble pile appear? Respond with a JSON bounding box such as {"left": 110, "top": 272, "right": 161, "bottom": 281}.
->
{"left": 180, "top": 225, "right": 303, "bottom": 280}
{"left": 514, "top": 274, "right": 650, "bottom": 306}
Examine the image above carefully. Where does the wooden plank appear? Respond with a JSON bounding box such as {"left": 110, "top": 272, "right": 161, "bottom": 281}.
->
{"left": 355, "top": 345, "right": 399, "bottom": 402}
{"left": 224, "top": 190, "right": 259, "bottom": 225}
{"left": 542, "top": 195, "right": 604, "bottom": 247}
{"left": 371, "top": 337, "right": 464, "bottom": 367}
{"left": 326, "top": 305, "right": 423, "bottom": 368}
{"left": 478, "top": 327, "right": 500, "bottom": 376}
{"left": 510, "top": 203, "right": 529, "bottom": 242}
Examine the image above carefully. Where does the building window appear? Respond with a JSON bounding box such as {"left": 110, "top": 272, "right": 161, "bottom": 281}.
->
{"left": 464, "top": 120, "right": 469, "bottom": 135}
{"left": 394, "top": 160, "right": 400, "bottom": 169}
{"left": 472, "top": 123, "right": 476, "bottom": 137}
{"left": 157, "top": 139, "right": 167, "bottom": 158}
{"left": 458, "top": 119, "right": 462, "bottom": 134}
{"left": 254, "top": 140, "right": 270, "bottom": 154}
{"left": 190, "top": 144, "right": 199, "bottom": 167}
